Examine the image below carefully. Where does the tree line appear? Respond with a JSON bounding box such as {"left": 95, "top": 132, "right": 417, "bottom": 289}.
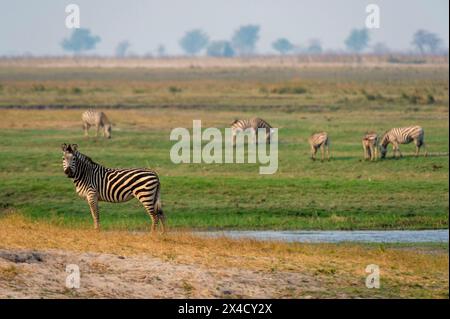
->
{"left": 61, "top": 26, "right": 446, "bottom": 57}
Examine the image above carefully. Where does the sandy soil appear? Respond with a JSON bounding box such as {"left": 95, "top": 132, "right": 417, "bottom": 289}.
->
{"left": 0, "top": 248, "right": 319, "bottom": 299}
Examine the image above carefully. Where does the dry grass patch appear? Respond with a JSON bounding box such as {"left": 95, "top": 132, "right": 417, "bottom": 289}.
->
{"left": 0, "top": 214, "right": 448, "bottom": 298}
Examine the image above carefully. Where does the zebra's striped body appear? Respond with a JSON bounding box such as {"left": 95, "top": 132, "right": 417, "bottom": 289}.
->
{"left": 82, "top": 109, "right": 112, "bottom": 139}
{"left": 362, "top": 132, "right": 378, "bottom": 161}
{"left": 62, "top": 144, "right": 165, "bottom": 232}
{"left": 309, "top": 132, "right": 330, "bottom": 161}
{"left": 231, "top": 117, "right": 273, "bottom": 145}
{"left": 380, "top": 126, "right": 426, "bottom": 158}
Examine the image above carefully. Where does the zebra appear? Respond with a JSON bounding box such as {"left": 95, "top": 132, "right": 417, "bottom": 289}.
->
{"left": 82, "top": 109, "right": 112, "bottom": 139}
{"left": 362, "top": 132, "right": 379, "bottom": 161}
{"left": 309, "top": 132, "right": 330, "bottom": 161}
{"left": 61, "top": 143, "right": 165, "bottom": 233}
{"left": 379, "top": 126, "right": 427, "bottom": 158}
{"left": 231, "top": 117, "right": 274, "bottom": 145}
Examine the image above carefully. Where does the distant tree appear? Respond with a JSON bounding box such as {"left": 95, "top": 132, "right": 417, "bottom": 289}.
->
{"left": 179, "top": 29, "right": 209, "bottom": 56}
{"left": 207, "top": 41, "right": 235, "bottom": 57}
{"left": 61, "top": 28, "right": 101, "bottom": 55}
{"left": 345, "top": 28, "right": 370, "bottom": 53}
{"left": 306, "top": 39, "right": 323, "bottom": 54}
{"left": 272, "top": 38, "right": 294, "bottom": 55}
{"left": 231, "top": 25, "right": 260, "bottom": 56}
{"left": 115, "top": 40, "right": 130, "bottom": 57}
{"left": 372, "top": 42, "right": 390, "bottom": 54}
{"left": 412, "top": 29, "right": 442, "bottom": 54}
{"left": 157, "top": 44, "right": 167, "bottom": 57}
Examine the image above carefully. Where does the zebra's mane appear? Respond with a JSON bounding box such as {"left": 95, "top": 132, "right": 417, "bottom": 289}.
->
{"left": 102, "top": 113, "right": 111, "bottom": 125}
{"left": 380, "top": 130, "right": 391, "bottom": 144}
{"left": 74, "top": 151, "right": 98, "bottom": 166}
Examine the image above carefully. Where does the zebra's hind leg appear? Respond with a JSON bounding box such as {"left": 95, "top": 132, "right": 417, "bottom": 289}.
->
{"left": 143, "top": 203, "right": 163, "bottom": 234}
{"left": 320, "top": 145, "right": 325, "bottom": 162}
{"left": 422, "top": 143, "right": 428, "bottom": 157}
{"left": 326, "top": 145, "right": 331, "bottom": 161}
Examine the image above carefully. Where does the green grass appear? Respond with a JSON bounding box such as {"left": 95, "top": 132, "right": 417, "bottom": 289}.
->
{"left": 0, "top": 117, "right": 447, "bottom": 230}
{"left": 0, "top": 65, "right": 448, "bottom": 231}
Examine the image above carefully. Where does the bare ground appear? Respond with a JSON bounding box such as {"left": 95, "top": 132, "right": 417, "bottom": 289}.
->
{"left": 0, "top": 248, "right": 321, "bottom": 299}
{"left": 0, "top": 216, "right": 448, "bottom": 299}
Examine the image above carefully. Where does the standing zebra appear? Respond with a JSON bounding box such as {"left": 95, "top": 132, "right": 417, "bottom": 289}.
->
{"left": 61, "top": 143, "right": 165, "bottom": 233}
{"left": 362, "top": 132, "right": 379, "bottom": 161}
{"left": 231, "top": 117, "right": 273, "bottom": 145}
{"left": 309, "top": 132, "right": 330, "bottom": 161}
{"left": 379, "top": 126, "right": 427, "bottom": 158}
{"left": 82, "top": 109, "right": 112, "bottom": 139}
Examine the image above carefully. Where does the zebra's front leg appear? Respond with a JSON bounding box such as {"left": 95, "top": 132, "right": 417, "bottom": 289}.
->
{"left": 83, "top": 123, "right": 90, "bottom": 138}
{"left": 311, "top": 146, "right": 316, "bottom": 161}
{"left": 86, "top": 192, "right": 100, "bottom": 230}
{"left": 392, "top": 143, "right": 401, "bottom": 158}
{"left": 326, "top": 145, "right": 330, "bottom": 161}
{"left": 363, "top": 145, "right": 368, "bottom": 160}
{"left": 369, "top": 145, "right": 375, "bottom": 161}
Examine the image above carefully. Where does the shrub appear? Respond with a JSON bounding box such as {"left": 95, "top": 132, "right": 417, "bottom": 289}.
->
{"left": 32, "top": 84, "right": 46, "bottom": 92}
{"left": 271, "top": 86, "right": 307, "bottom": 95}
{"left": 427, "top": 94, "right": 436, "bottom": 104}
{"left": 71, "top": 87, "right": 82, "bottom": 94}
{"left": 168, "top": 86, "right": 182, "bottom": 93}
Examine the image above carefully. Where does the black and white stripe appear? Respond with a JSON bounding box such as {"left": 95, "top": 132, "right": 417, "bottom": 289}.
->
{"left": 62, "top": 143, "right": 165, "bottom": 232}
{"left": 380, "top": 126, "right": 426, "bottom": 158}
{"left": 309, "top": 132, "right": 330, "bottom": 161}
{"left": 82, "top": 109, "right": 112, "bottom": 139}
{"left": 231, "top": 117, "right": 273, "bottom": 145}
{"left": 362, "top": 132, "right": 379, "bottom": 161}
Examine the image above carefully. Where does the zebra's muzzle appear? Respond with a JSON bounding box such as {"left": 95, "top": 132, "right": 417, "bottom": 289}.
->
{"left": 64, "top": 168, "right": 74, "bottom": 178}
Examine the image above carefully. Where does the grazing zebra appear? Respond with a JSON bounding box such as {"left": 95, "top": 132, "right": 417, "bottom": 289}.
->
{"left": 82, "top": 109, "right": 112, "bottom": 139}
{"left": 379, "top": 126, "right": 427, "bottom": 158}
{"left": 61, "top": 143, "right": 165, "bottom": 233}
{"left": 309, "top": 132, "right": 330, "bottom": 161}
{"left": 231, "top": 117, "right": 273, "bottom": 145}
{"left": 362, "top": 132, "right": 379, "bottom": 161}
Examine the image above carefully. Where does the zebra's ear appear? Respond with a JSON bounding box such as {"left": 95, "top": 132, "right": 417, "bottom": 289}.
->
{"left": 71, "top": 144, "right": 78, "bottom": 152}
{"left": 61, "top": 143, "right": 68, "bottom": 151}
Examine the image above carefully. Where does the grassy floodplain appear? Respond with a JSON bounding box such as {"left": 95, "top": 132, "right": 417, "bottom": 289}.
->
{"left": 0, "top": 57, "right": 448, "bottom": 231}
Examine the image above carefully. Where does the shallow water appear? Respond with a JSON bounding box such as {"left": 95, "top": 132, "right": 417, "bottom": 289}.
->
{"left": 199, "top": 230, "right": 449, "bottom": 243}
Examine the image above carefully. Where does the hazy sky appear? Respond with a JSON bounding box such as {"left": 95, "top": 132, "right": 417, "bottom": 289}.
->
{"left": 1, "top": 0, "right": 448, "bottom": 55}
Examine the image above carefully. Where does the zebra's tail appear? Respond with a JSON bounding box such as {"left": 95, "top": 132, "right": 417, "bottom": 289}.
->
{"left": 154, "top": 183, "right": 167, "bottom": 232}
{"left": 154, "top": 183, "right": 163, "bottom": 217}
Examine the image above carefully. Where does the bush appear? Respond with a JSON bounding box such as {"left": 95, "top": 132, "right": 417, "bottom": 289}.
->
{"left": 271, "top": 86, "right": 307, "bottom": 95}
{"left": 32, "top": 84, "right": 46, "bottom": 92}
{"left": 168, "top": 86, "right": 182, "bottom": 93}
{"left": 71, "top": 87, "right": 82, "bottom": 94}
{"left": 361, "top": 89, "right": 383, "bottom": 101}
